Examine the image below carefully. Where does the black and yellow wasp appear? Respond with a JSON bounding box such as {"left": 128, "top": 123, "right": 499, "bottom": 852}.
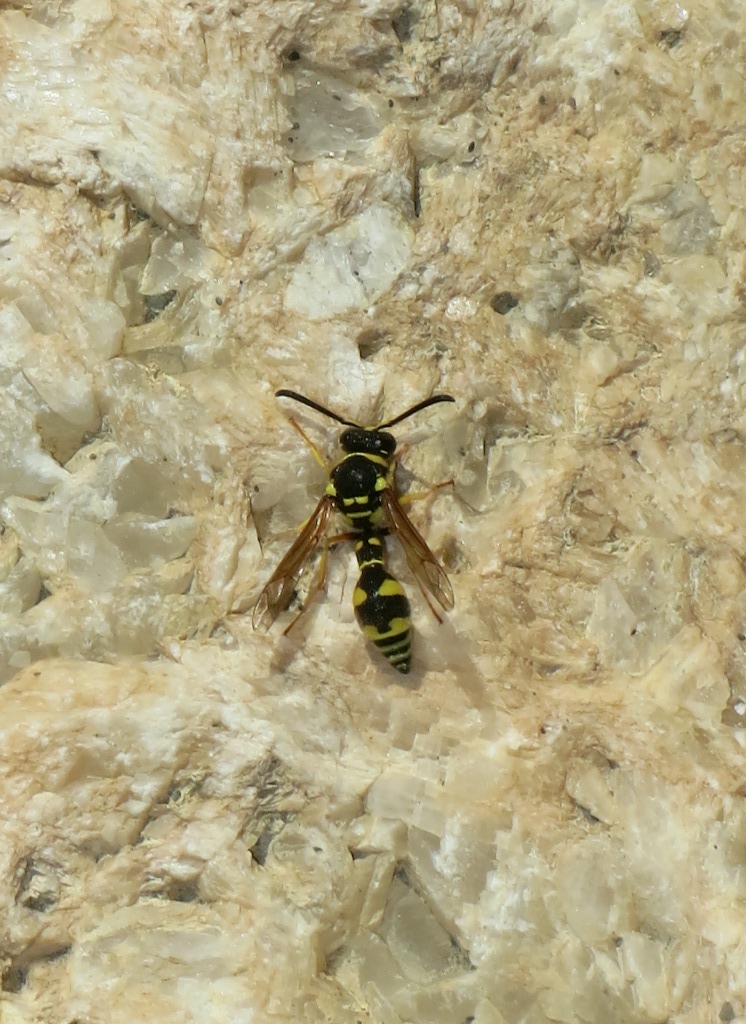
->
{"left": 252, "top": 389, "right": 455, "bottom": 673}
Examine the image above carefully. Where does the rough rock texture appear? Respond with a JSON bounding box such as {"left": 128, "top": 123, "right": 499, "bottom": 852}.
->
{"left": 1, "top": 0, "right": 744, "bottom": 1021}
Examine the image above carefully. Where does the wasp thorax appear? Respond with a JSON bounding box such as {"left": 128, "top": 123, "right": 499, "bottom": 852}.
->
{"left": 331, "top": 454, "right": 380, "bottom": 498}
{"left": 340, "top": 428, "right": 396, "bottom": 457}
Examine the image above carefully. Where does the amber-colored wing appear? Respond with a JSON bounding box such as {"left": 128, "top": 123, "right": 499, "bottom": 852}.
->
{"left": 252, "top": 495, "right": 335, "bottom": 630}
{"left": 381, "top": 488, "right": 454, "bottom": 614}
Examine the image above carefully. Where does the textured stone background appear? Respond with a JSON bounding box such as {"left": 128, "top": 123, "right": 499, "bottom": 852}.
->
{"left": 1, "top": 0, "right": 745, "bottom": 1021}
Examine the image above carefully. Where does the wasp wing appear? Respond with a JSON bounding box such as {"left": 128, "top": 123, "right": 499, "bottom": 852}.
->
{"left": 381, "top": 488, "right": 454, "bottom": 613}
{"left": 252, "top": 494, "right": 335, "bottom": 630}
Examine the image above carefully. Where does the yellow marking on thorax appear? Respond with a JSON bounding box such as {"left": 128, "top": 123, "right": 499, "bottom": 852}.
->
{"left": 355, "top": 536, "right": 382, "bottom": 550}
{"left": 359, "top": 453, "right": 390, "bottom": 469}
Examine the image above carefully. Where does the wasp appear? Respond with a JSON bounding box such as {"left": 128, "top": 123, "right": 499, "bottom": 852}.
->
{"left": 252, "top": 389, "right": 455, "bottom": 673}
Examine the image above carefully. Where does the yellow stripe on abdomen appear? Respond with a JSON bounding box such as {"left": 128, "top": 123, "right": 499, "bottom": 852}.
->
{"left": 361, "top": 616, "right": 410, "bottom": 641}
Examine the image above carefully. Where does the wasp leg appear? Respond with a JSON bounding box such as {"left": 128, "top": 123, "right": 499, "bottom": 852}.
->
{"left": 393, "top": 446, "right": 454, "bottom": 506}
{"left": 398, "top": 478, "right": 454, "bottom": 506}
{"left": 282, "top": 531, "right": 357, "bottom": 635}
{"left": 282, "top": 547, "right": 327, "bottom": 636}
{"left": 289, "top": 417, "right": 330, "bottom": 471}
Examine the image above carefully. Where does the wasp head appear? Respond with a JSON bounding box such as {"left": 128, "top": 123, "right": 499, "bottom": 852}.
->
{"left": 340, "top": 427, "right": 396, "bottom": 458}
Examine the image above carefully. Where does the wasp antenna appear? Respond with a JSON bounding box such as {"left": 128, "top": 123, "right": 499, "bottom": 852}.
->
{"left": 275, "top": 389, "right": 359, "bottom": 428}
{"left": 378, "top": 394, "right": 456, "bottom": 430}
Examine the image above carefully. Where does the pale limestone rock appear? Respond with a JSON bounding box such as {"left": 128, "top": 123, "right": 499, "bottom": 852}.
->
{"left": 284, "top": 202, "right": 415, "bottom": 318}
{"left": 0, "top": 0, "right": 745, "bottom": 1021}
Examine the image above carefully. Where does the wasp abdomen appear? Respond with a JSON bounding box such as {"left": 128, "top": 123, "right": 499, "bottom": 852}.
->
{"left": 353, "top": 558, "right": 412, "bottom": 673}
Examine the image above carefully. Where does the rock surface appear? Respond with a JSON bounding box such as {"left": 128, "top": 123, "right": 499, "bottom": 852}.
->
{"left": 0, "top": 0, "right": 744, "bottom": 1021}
